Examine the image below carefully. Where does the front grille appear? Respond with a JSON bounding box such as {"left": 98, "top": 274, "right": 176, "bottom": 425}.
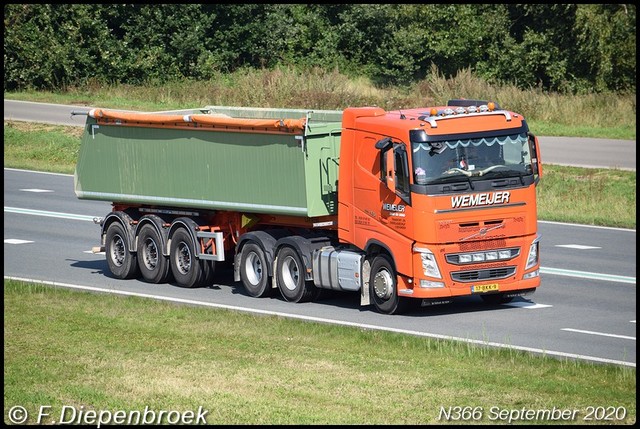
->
{"left": 451, "top": 266, "right": 516, "bottom": 282}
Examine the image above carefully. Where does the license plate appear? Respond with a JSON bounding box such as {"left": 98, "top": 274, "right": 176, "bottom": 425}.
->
{"left": 471, "top": 283, "right": 499, "bottom": 293}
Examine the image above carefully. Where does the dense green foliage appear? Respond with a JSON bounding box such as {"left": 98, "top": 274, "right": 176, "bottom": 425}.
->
{"left": 4, "top": 4, "right": 636, "bottom": 93}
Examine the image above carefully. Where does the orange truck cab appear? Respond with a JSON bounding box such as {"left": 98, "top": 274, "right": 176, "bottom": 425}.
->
{"left": 337, "top": 100, "right": 542, "bottom": 313}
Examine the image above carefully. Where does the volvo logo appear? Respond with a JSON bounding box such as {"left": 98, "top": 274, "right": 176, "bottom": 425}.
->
{"left": 461, "top": 223, "right": 505, "bottom": 241}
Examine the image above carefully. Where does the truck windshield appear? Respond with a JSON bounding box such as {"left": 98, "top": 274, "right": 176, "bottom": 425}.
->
{"left": 411, "top": 132, "right": 532, "bottom": 185}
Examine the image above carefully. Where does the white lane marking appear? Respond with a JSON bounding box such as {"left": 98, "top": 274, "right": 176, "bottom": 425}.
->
{"left": 4, "top": 239, "right": 34, "bottom": 245}
{"left": 4, "top": 275, "right": 635, "bottom": 368}
{"left": 540, "top": 267, "right": 635, "bottom": 284}
{"left": 4, "top": 206, "right": 97, "bottom": 222}
{"left": 555, "top": 244, "right": 601, "bottom": 250}
{"left": 504, "top": 302, "right": 553, "bottom": 309}
{"left": 562, "top": 328, "right": 635, "bottom": 341}
{"left": 83, "top": 250, "right": 105, "bottom": 255}
{"left": 20, "top": 188, "right": 54, "bottom": 193}
{"left": 539, "top": 220, "right": 636, "bottom": 233}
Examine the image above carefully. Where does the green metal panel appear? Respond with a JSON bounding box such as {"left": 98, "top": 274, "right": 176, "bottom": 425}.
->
{"left": 75, "top": 110, "right": 343, "bottom": 218}
{"left": 303, "top": 123, "right": 342, "bottom": 217}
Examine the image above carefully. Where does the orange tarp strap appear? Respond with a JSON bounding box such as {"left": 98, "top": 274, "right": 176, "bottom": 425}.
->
{"left": 89, "top": 109, "right": 186, "bottom": 123}
{"left": 190, "top": 115, "right": 306, "bottom": 131}
{"left": 89, "top": 109, "right": 307, "bottom": 132}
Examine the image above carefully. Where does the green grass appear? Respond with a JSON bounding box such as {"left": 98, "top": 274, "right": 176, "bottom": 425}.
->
{"left": 536, "top": 166, "right": 636, "bottom": 229}
{"left": 3, "top": 122, "right": 83, "bottom": 174}
{"left": 4, "top": 280, "right": 636, "bottom": 425}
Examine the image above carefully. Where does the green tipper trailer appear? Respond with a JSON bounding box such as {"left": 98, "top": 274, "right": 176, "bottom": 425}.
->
{"left": 74, "top": 106, "right": 343, "bottom": 217}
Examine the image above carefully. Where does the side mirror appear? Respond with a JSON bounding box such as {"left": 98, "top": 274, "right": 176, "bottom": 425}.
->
{"left": 530, "top": 134, "right": 543, "bottom": 179}
{"left": 375, "top": 137, "right": 392, "bottom": 151}
{"left": 385, "top": 148, "right": 396, "bottom": 194}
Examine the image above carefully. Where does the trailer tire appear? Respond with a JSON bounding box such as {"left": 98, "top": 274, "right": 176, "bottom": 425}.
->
{"left": 137, "top": 224, "right": 171, "bottom": 284}
{"left": 276, "top": 246, "right": 317, "bottom": 303}
{"left": 105, "top": 222, "right": 139, "bottom": 280}
{"left": 170, "top": 227, "right": 203, "bottom": 288}
{"left": 240, "top": 242, "right": 272, "bottom": 297}
{"left": 369, "top": 254, "right": 411, "bottom": 315}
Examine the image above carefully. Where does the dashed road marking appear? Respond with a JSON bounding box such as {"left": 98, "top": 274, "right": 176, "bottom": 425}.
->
{"left": 555, "top": 244, "right": 601, "bottom": 250}
{"left": 4, "top": 239, "right": 34, "bottom": 245}
{"left": 562, "top": 328, "right": 635, "bottom": 341}
{"left": 20, "top": 188, "right": 54, "bottom": 193}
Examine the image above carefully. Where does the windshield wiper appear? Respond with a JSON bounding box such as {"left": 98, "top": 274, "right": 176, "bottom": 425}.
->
{"left": 475, "top": 166, "right": 526, "bottom": 184}
{"left": 441, "top": 168, "right": 475, "bottom": 189}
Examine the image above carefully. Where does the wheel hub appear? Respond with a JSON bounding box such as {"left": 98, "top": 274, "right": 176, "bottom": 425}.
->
{"left": 245, "top": 252, "right": 263, "bottom": 285}
{"left": 281, "top": 256, "right": 299, "bottom": 291}
{"left": 175, "top": 242, "right": 192, "bottom": 275}
{"left": 142, "top": 238, "right": 159, "bottom": 270}
{"left": 110, "top": 235, "right": 126, "bottom": 267}
{"left": 373, "top": 269, "right": 393, "bottom": 299}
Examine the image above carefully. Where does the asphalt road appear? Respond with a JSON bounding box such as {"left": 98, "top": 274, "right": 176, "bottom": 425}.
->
{"left": 4, "top": 168, "right": 636, "bottom": 368}
{"left": 4, "top": 99, "right": 636, "bottom": 171}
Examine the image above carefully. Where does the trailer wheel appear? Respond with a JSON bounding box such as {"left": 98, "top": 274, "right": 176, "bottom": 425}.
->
{"left": 240, "top": 242, "right": 272, "bottom": 297}
{"left": 276, "top": 246, "right": 317, "bottom": 303}
{"left": 369, "top": 254, "right": 410, "bottom": 315}
{"left": 170, "top": 227, "right": 203, "bottom": 288}
{"left": 105, "top": 222, "right": 139, "bottom": 279}
{"left": 137, "top": 224, "right": 171, "bottom": 284}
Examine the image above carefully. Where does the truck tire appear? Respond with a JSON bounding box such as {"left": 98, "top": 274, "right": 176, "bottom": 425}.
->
{"left": 105, "top": 222, "right": 139, "bottom": 280}
{"left": 276, "top": 246, "right": 317, "bottom": 303}
{"left": 240, "top": 242, "right": 272, "bottom": 297}
{"left": 369, "top": 254, "right": 411, "bottom": 315}
{"left": 170, "top": 227, "right": 204, "bottom": 288}
{"left": 137, "top": 224, "right": 171, "bottom": 284}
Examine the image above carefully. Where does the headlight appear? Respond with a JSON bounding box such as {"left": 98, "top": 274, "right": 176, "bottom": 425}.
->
{"left": 525, "top": 236, "right": 540, "bottom": 270}
{"left": 414, "top": 246, "right": 442, "bottom": 279}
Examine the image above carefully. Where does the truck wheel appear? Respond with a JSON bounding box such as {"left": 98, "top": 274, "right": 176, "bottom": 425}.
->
{"left": 137, "top": 224, "right": 171, "bottom": 284}
{"left": 369, "top": 254, "right": 410, "bottom": 315}
{"left": 480, "top": 293, "right": 514, "bottom": 305}
{"left": 276, "top": 246, "right": 317, "bottom": 303}
{"left": 170, "top": 228, "right": 203, "bottom": 288}
{"left": 240, "top": 242, "right": 272, "bottom": 297}
{"left": 105, "top": 222, "right": 139, "bottom": 279}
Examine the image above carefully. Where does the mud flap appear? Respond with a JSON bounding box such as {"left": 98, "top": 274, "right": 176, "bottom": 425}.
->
{"left": 360, "top": 258, "right": 371, "bottom": 306}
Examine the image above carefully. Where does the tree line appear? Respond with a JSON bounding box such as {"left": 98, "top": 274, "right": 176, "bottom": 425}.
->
{"left": 4, "top": 4, "right": 636, "bottom": 94}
